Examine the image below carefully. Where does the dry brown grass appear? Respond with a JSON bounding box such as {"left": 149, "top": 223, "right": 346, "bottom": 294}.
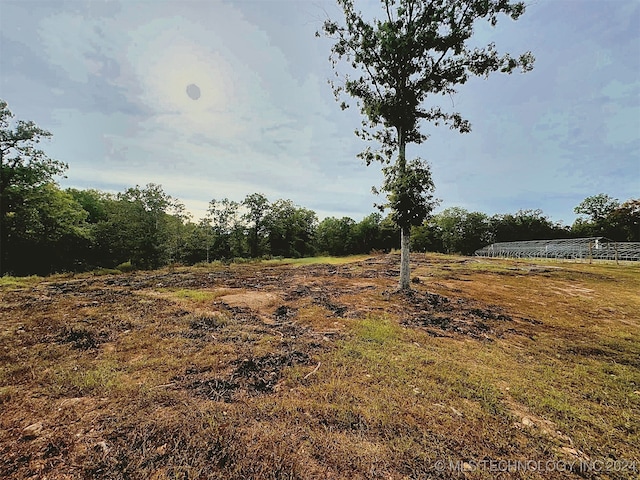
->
{"left": 0, "top": 254, "right": 638, "bottom": 479}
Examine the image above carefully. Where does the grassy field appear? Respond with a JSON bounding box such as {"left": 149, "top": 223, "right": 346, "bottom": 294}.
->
{"left": 0, "top": 254, "right": 638, "bottom": 479}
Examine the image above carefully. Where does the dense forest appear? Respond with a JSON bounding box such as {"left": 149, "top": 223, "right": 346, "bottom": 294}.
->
{"left": 1, "top": 100, "right": 638, "bottom": 276}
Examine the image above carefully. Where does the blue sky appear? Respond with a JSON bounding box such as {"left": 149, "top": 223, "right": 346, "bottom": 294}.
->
{"left": 1, "top": 0, "right": 638, "bottom": 225}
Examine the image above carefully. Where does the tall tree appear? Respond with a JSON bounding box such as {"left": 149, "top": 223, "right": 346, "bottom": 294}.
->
{"left": 574, "top": 194, "right": 620, "bottom": 224}
{"left": 352, "top": 212, "right": 383, "bottom": 253}
{"left": 374, "top": 156, "right": 438, "bottom": 283}
{"left": 182, "top": 219, "right": 216, "bottom": 264}
{"left": 434, "top": 207, "right": 492, "bottom": 255}
{"left": 3, "top": 184, "right": 89, "bottom": 275}
{"left": 167, "top": 200, "right": 192, "bottom": 264}
{"left": 410, "top": 220, "right": 444, "bottom": 253}
{"left": 609, "top": 199, "right": 640, "bottom": 242}
{"left": 207, "top": 198, "right": 246, "bottom": 259}
{"left": 117, "top": 184, "right": 173, "bottom": 269}
{"left": 316, "top": 216, "right": 356, "bottom": 255}
{"left": 242, "top": 193, "right": 270, "bottom": 258}
{"left": 573, "top": 195, "right": 639, "bottom": 241}
{"left": 0, "top": 100, "right": 67, "bottom": 274}
{"left": 572, "top": 194, "right": 619, "bottom": 239}
{"left": 264, "top": 199, "right": 318, "bottom": 258}
{"left": 319, "top": 0, "right": 534, "bottom": 289}
{"left": 66, "top": 188, "right": 115, "bottom": 269}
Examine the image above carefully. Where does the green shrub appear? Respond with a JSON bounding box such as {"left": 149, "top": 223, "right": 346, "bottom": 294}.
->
{"left": 92, "top": 268, "right": 121, "bottom": 276}
{"left": 116, "top": 261, "right": 134, "bottom": 272}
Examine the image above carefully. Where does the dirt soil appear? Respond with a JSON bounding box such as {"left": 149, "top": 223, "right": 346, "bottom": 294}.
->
{"left": 1, "top": 254, "right": 638, "bottom": 479}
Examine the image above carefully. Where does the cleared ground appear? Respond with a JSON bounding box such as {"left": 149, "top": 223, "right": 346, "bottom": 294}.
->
{"left": 0, "top": 254, "right": 638, "bottom": 479}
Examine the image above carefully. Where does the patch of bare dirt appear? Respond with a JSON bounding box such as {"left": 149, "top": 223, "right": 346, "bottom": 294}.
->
{"left": 549, "top": 284, "right": 595, "bottom": 297}
{"left": 218, "top": 291, "right": 281, "bottom": 310}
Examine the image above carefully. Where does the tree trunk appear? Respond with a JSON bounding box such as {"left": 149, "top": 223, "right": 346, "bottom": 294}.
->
{"left": 399, "top": 225, "right": 411, "bottom": 290}
{"left": 0, "top": 152, "right": 4, "bottom": 276}
{"left": 397, "top": 125, "right": 411, "bottom": 290}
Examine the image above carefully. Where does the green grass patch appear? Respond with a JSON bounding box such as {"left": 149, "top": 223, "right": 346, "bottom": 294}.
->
{"left": 92, "top": 267, "right": 122, "bottom": 276}
{"left": 170, "top": 288, "right": 218, "bottom": 302}
{"left": 52, "top": 361, "right": 124, "bottom": 396}
{"left": 322, "top": 316, "right": 507, "bottom": 417}
{"left": 356, "top": 316, "right": 401, "bottom": 344}
{"left": 262, "top": 255, "right": 371, "bottom": 266}
{"left": 0, "top": 275, "right": 42, "bottom": 288}
{"left": 116, "top": 261, "right": 134, "bottom": 272}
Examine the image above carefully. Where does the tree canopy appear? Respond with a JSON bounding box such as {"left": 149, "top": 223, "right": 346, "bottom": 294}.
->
{"left": 1, "top": 100, "right": 69, "bottom": 274}
{"left": 572, "top": 195, "right": 639, "bottom": 242}
{"left": 319, "top": 0, "right": 534, "bottom": 289}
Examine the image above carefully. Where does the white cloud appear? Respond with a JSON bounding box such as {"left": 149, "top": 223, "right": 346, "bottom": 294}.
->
{"left": 38, "top": 13, "right": 98, "bottom": 83}
{"left": 34, "top": 1, "right": 360, "bottom": 217}
{"left": 4, "top": 0, "right": 638, "bottom": 225}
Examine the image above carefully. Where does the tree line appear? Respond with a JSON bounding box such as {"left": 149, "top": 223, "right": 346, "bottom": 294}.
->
{"left": 2, "top": 175, "right": 637, "bottom": 276}
{"left": 2, "top": 97, "right": 638, "bottom": 276}
{"left": 0, "top": 178, "right": 391, "bottom": 275}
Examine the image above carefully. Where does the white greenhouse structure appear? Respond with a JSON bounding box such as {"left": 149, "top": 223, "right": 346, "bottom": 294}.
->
{"left": 474, "top": 237, "right": 640, "bottom": 262}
